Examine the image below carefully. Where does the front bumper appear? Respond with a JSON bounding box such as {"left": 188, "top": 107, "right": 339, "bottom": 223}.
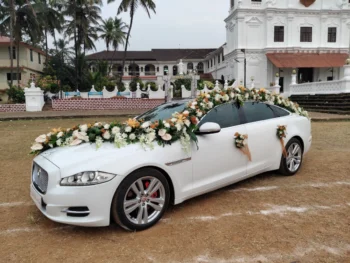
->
{"left": 30, "top": 155, "right": 124, "bottom": 227}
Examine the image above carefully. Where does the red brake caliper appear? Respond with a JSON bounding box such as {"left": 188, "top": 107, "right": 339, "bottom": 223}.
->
{"left": 145, "top": 181, "right": 158, "bottom": 198}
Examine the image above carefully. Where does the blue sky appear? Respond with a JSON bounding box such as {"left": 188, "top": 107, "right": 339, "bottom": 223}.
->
{"left": 51, "top": 0, "right": 228, "bottom": 52}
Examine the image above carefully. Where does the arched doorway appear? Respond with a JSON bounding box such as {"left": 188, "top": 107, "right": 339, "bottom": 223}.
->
{"left": 187, "top": 62, "right": 193, "bottom": 73}
{"left": 164, "top": 66, "right": 169, "bottom": 76}
{"left": 197, "top": 62, "right": 204, "bottom": 74}
{"left": 173, "top": 65, "right": 178, "bottom": 76}
{"left": 112, "top": 64, "right": 123, "bottom": 76}
{"left": 145, "top": 64, "right": 156, "bottom": 76}
{"left": 128, "top": 64, "right": 140, "bottom": 76}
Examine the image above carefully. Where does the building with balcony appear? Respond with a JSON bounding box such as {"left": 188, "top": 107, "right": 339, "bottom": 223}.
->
{"left": 86, "top": 49, "right": 215, "bottom": 87}
{"left": 223, "top": 0, "right": 350, "bottom": 92}
{"left": 0, "top": 36, "right": 47, "bottom": 101}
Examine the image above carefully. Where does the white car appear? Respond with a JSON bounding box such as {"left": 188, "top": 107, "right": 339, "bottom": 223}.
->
{"left": 31, "top": 100, "right": 312, "bottom": 231}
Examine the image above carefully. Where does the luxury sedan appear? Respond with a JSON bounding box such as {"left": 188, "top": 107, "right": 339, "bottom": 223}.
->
{"left": 31, "top": 100, "right": 312, "bottom": 231}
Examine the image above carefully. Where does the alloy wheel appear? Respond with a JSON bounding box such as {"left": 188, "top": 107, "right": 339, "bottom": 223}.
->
{"left": 286, "top": 143, "right": 302, "bottom": 172}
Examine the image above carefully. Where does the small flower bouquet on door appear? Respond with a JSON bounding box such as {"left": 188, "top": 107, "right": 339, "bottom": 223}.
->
{"left": 234, "top": 132, "right": 252, "bottom": 161}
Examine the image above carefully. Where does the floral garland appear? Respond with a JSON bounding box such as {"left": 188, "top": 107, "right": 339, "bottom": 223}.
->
{"left": 277, "top": 125, "right": 288, "bottom": 157}
{"left": 234, "top": 132, "right": 252, "bottom": 161}
{"left": 30, "top": 86, "right": 309, "bottom": 155}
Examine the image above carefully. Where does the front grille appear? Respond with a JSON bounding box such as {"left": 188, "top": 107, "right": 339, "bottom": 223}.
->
{"left": 32, "top": 163, "right": 49, "bottom": 194}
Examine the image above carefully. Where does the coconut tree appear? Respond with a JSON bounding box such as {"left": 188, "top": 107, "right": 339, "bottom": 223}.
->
{"left": 98, "top": 17, "right": 128, "bottom": 51}
{"left": 0, "top": 0, "right": 42, "bottom": 86}
{"left": 107, "top": 0, "right": 156, "bottom": 77}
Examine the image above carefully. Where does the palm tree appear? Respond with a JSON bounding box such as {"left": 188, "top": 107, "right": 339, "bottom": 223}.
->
{"left": 107, "top": 0, "right": 156, "bottom": 77}
{"left": 36, "top": 0, "right": 64, "bottom": 58}
{"left": 0, "top": 0, "right": 42, "bottom": 86}
{"left": 98, "top": 17, "right": 128, "bottom": 51}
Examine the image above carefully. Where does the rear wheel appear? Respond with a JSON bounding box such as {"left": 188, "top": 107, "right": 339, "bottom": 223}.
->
{"left": 279, "top": 138, "right": 303, "bottom": 176}
{"left": 111, "top": 168, "right": 170, "bottom": 231}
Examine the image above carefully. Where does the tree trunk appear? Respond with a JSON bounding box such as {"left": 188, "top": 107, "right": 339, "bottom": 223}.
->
{"left": 53, "top": 30, "right": 58, "bottom": 52}
{"left": 44, "top": 0, "right": 49, "bottom": 59}
{"left": 16, "top": 40, "right": 20, "bottom": 87}
{"left": 121, "top": 14, "right": 134, "bottom": 83}
{"left": 73, "top": 0, "right": 78, "bottom": 90}
{"left": 9, "top": 0, "right": 14, "bottom": 86}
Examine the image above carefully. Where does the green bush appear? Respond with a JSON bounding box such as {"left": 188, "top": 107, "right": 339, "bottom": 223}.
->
{"left": 61, "top": 85, "right": 72, "bottom": 92}
{"left": 197, "top": 79, "right": 205, "bottom": 90}
{"left": 174, "top": 79, "right": 191, "bottom": 91}
{"left": 146, "top": 82, "right": 157, "bottom": 92}
{"left": 6, "top": 86, "right": 25, "bottom": 104}
{"left": 129, "top": 77, "right": 144, "bottom": 92}
{"left": 117, "top": 82, "right": 126, "bottom": 92}
{"left": 50, "top": 83, "right": 60, "bottom": 93}
{"left": 204, "top": 81, "right": 214, "bottom": 90}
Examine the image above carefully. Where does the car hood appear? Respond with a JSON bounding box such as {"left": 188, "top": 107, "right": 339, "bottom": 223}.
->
{"left": 39, "top": 142, "right": 142, "bottom": 170}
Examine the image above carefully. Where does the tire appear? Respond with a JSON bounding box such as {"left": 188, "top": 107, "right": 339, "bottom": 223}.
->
{"left": 111, "top": 168, "right": 170, "bottom": 231}
{"left": 279, "top": 138, "right": 303, "bottom": 176}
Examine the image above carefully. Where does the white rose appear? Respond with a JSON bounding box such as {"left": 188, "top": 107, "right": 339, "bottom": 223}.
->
{"left": 103, "top": 131, "right": 111, "bottom": 140}
{"left": 73, "top": 130, "right": 89, "bottom": 142}
{"left": 184, "top": 119, "right": 191, "bottom": 127}
{"left": 125, "top": 126, "right": 132, "bottom": 133}
{"left": 46, "top": 132, "right": 52, "bottom": 137}
{"left": 223, "top": 94, "right": 229, "bottom": 101}
{"left": 112, "top": 126, "right": 120, "bottom": 135}
{"left": 171, "top": 118, "right": 177, "bottom": 123}
{"left": 104, "top": 124, "right": 110, "bottom": 130}
{"left": 208, "top": 102, "right": 214, "bottom": 109}
{"left": 70, "top": 139, "right": 82, "bottom": 146}
{"left": 35, "top": 134, "right": 47, "bottom": 143}
{"left": 215, "top": 94, "right": 221, "bottom": 101}
{"left": 192, "top": 101, "right": 198, "bottom": 106}
{"left": 80, "top": 124, "right": 88, "bottom": 132}
{"left": 158, "top": 129, "right": 166, "bottom": 137}
{"left": 141, "top": 121, "right": 151, "bottom": 129}
{"left": 56, "top": 138, "right": 62, "bottom": 146}
{"left": 191, "top": 106, "right": 196, "bottom": 110}
{"left": 57, "top": 132, "right": 64, "bottom": 138}
{"left": 183, "top": 110, "right": 189, "bottom": 115}
{"left": 147, "top": 132, "right": 156, "bottom": 142}
{"left": 66, "top": 128, "right": 71, "bottom": 132}
{"left": 129, "top": 133, "right": 136, "bottom": 140}
{"left": 31, "top": 143, "right": 43, "bottom": 151}
{"left": 176, "top": 123, "right": 182, "bottom": 131}
{"left": 164, "top": 122, "right": 170, "bottom": 128}
{"left": 122, "top": 133, "right": 128, "bottom": 139}
{"left": 94, "top": 122, "right": 101, "bottom": 127}
{"left": 196, "top": 111, "right": 203, "bottom": 118}
{"left": 245, "top": 93, "right": 249, "bottom": 99}
{"left": 162, "top": 134, "right": 172, "bottom": 141}
{"left": 206, "top": 94, "right": 210, "bottom": 98}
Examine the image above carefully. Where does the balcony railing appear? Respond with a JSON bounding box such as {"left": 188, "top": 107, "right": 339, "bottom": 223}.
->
{"left": 145, "top": 71, "right": 156, "bottom": 76}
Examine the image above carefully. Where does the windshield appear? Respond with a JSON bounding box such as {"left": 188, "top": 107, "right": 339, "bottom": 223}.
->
{"left": 136, "top": 101, "right": 188, "bottom": 122}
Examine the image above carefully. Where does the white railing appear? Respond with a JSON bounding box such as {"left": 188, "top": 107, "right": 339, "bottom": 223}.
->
{"left": 288, "top": 79, "right": 350, "bottom": 95}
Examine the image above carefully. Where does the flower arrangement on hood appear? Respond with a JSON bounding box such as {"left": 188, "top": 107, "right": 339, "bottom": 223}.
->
{"left": 30, "top": 87, "right": 309, "bottom": 155}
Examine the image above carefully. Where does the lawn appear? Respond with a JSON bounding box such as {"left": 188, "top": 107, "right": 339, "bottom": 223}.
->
{"left": 0, "top": 119, "right": 349, "bottom": 262}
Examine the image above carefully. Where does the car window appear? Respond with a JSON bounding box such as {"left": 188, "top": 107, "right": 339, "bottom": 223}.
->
{"left": 270, "top": 105, "right": 290, "bottom": 117}
{"left": 242, "top": 102, "right": 276, "bottom": 123}
{"left": 199, "top": 103, "right": 240, "bottom": 129}
{"left": 137, "top": 101, "right": 187, "bottom": 122}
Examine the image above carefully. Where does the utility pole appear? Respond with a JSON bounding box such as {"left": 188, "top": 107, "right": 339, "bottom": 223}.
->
{"left": 9, "top": 0, "right": 14, "bottom": 86}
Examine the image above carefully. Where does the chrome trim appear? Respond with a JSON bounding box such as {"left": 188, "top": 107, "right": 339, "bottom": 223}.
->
{"left": 61, "top": 209, "right": 90, "bottom": 214}
{"left": 165, "top": 157, "right": 192, "bottom": 166}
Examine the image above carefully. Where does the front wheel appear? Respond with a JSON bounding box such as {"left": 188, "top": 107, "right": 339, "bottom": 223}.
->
{"left": 111, "top": 168, "right": 170, "bottom": 231}
{"left": 279, "top": 138, "right": 303, "bottom": 176}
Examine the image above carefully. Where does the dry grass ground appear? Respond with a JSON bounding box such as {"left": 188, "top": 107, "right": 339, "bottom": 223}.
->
{"left": 0, "top": 118, "right": 349, "bottom": 263}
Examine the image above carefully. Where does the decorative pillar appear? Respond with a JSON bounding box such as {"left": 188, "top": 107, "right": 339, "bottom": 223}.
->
{"left": 24, "top": 82, "right": 44, "bottom": 112}
{"left": 291, "top": 70, "right": 297, "bottom": 85}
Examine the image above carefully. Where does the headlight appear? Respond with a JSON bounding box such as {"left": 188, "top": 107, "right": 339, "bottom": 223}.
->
{"left": 60, "top": 171, "right": 116, "bottom": 186}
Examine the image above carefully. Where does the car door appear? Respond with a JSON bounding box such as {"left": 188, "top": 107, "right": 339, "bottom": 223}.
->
{"left": 191, "top": 102, "right": 248, "bottom": 196}
{"left": 240, "top": 102, "right": 286, "bottom": 176}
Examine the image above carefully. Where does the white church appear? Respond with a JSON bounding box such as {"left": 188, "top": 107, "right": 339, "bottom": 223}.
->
{"left": 87, "top": 0, "right": 350, "bottom": 95}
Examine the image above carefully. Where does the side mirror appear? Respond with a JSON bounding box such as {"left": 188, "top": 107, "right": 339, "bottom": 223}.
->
{"left": 195, "top": 122, "right": 221, "bottom": 135}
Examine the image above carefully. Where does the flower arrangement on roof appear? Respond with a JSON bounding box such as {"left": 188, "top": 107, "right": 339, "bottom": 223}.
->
{"left": 30, "top": 86, "right": 309, "bottom": 155}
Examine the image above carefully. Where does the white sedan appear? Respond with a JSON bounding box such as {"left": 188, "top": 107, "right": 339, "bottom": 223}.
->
{"left": 31, "top": 100, "right": 312, "bottom": 231}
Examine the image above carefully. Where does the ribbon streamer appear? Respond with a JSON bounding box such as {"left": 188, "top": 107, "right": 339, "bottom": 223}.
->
{"left": 280, "top": 138, "right": 287, "bottom": 158}
{"left": 240, "top": 145, "right": 252, "bottom": 162}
